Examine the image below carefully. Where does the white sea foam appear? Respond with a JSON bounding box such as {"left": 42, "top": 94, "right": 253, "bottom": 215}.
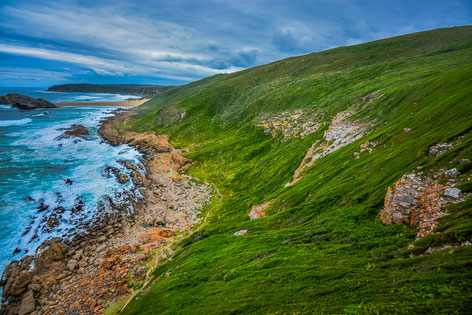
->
{"left": 0, "top": 105, "right": 11, "bottom": 110}
{"left": 32, "top": 111, "right": 49, "bottom": 117}
{"left": 0, "top": 118, "right": 32, "bottom": 127}
{"left": 0, "top": 106, "right": 143, "bottom": 278}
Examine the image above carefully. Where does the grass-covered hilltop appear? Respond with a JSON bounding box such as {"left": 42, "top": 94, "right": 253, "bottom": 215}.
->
{"left": 115, "top": 26, "right": 472, "bottom": 313}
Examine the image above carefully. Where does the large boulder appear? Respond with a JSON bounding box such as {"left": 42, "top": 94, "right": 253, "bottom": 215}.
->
{"left": 0, "top": 93, "right": 57, "bottom": 110}
{"left": 18, "top": 290, "right": 35, "bottom": 315}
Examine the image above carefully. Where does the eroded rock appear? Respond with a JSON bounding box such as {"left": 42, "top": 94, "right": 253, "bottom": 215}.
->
{"left": 286, "top": 110, "right": 368, "bottom": 186}
{"left": 249, "top": 201, "right": 271, "bottom": 220}
{"left": 55, "top": 124, "right": 90, "bottom": 142}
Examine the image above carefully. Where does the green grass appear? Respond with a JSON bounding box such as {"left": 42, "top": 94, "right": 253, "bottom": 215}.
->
{"left": 119, "top": 26, "right": 472, "bottom": 314}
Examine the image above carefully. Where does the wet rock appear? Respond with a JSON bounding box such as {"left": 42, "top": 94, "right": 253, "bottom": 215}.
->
{"left": 18, "top": 290, "right": 35, "bottom": 315}
{"left": 47, "top": 215, "right": 60, "bottom": 228}
{"left": 104, "top": 166, "right": 130, "bottom": 184}
{"left": 117, "top": 160, "right": 138, "bottom": 171}
{"left": 55, "top": 124, "right": 90, "bottom": 141}
{"left": 443, "top": 188, "right": 462, "bottom": 201}
{"left": 24, "top": 196, "right": 35, "bottom": 202}
{"left": 53, "top": 206, "right": 66, "bottom": 214}
{"left": 64, "top": 178, "right": 73, "bottom": 185}
{"left": 71, "top": 198, "right": 84, "bottom": 213}
{"left": 37, "top": 203, "right": 48, "bottom": 213}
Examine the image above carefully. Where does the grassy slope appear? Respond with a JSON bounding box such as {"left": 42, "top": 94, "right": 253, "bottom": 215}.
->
{"left": 120, "top": 26, "right": 472, "bottom": 314}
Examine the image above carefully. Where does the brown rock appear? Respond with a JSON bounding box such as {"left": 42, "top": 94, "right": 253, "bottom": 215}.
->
{"left": 0, "top": 93, "right": 57, "bottom": 110}
{"left": 18, "top": 290, "right": 36, "bottom": 315}
{"left": 36, "top": 239, "right": 67, "bottom": 270}
{"left": 3, "top": 270, "right": 33, "bottom": 297}
{"left": 55, "top": 124, "right": 90, "bottom": 141}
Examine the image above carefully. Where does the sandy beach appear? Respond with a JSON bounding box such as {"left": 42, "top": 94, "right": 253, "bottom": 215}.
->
{"left": 54, "top": 98, "right": 150, "bottom": 107}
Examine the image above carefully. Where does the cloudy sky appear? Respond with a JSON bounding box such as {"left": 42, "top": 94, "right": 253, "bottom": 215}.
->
{"left": 0, "top": 0, "right": 471, "bottom": 87}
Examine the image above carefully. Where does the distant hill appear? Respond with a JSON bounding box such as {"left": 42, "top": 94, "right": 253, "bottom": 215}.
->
{"left": 47, "top": 83, "right": 174, "bottom": 96}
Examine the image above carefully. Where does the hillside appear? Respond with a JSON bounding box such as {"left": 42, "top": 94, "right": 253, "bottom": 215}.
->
{"left": 114, "top": 26, "right": 472, "bottom": 313}
{"left": 47, "top": 83, "right": 173, "bottom": 96}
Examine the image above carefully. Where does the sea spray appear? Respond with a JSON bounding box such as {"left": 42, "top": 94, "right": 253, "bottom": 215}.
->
{"left": 0, "top": 105, "right": 143, "bottom": 280}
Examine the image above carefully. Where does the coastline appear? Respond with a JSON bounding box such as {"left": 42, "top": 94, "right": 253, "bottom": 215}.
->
{"left": 54, "top": 98, "right": 150, "bottom": 107}
{"left": 0, "top": 108, "right": 212, "bottom": 314}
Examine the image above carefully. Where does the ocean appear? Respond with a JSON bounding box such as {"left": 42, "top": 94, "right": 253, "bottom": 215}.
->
{"left": 0, "top": 88, "right": 143, "bottom": 282}
{"left": 0, "top": 87, "right": 141, "bottom": 103}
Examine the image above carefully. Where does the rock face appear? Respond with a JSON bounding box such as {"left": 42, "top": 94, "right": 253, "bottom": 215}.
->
{"left": 429, "top": 142, "right": 454, "bottom": 156}
{"left": 443, "top": 188, "right": 462, "bottom": 201}
{"left": 249, "top": 201, "right": 271, "bottom": 220}
{"left": 286, "top": 110, "right": 368, "bottom": 186}
{"left": 55, "top": 124, "right": 89, "bottom": 142}
{"left": 1, "top": 238, "right": 67, "bottom": 314}
{"left": 0, "top": 94, "right": 57, "bottom": 110}
{"left": 380, "top": 169, "right": 465, "bottom": 239}
{"left": 255, "top": 110, "right": 320, "bottom": 138}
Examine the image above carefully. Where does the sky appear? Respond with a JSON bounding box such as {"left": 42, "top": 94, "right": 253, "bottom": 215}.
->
{"left": 0, "top": 0, "right": 471, "bottom": 87}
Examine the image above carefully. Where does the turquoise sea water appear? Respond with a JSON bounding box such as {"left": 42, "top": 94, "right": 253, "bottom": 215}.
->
{"left": 0, "top": 87, "right": 141, "bottom": 103}
{"left": 0, "top": 89, "right": 143, "bottom": 281}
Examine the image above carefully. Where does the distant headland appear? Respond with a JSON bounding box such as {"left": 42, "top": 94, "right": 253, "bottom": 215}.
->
{"left": 47, "top": 83, "right": 174, "bottom": 96}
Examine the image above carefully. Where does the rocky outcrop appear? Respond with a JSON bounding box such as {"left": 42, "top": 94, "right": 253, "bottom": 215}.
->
{"left": 55, "top": 124, "right": 89, "bottom": 142}
{"left": 429, "top": 142, "right": 454, "bottom": 156}
{"left": 255, "top": 110, "right": 320, "bottom": 138}
{"left": 104, "top": 166, "right": 130, "bottom": 184}
{"left": 380, "top": 168, "right": 464, "bottom": 239}
{"left": 1, "top": 238, "right": 66, "bottom": 314}
{"left": 249, "top": 201, "right": 271, "bottom": 220}
{"left": 99, "top": 111, "right": 211, "bottom": 229}
{"left": 353, "top": 141, "right": 377, "bottom": 159}
{"left": 286, "top": 111, "right": 368, "bottom": 186}
{"left": 1, "top": 110, "right": 212, "bottom": 314}
{"left": 0, "top": 94, "right": 57, "bottom": 110}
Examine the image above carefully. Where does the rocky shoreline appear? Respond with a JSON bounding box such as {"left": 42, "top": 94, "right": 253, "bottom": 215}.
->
{"left": 1, "top": 109, "right": 211, "bottom": 314}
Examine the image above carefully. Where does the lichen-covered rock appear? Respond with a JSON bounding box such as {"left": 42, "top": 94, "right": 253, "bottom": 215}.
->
{"left": 286, "top": 111, "right": 368, "bottom": 186}
{"left": 255, "top": 110, "right": 321, "bottom": 138}
{"left": 234, "top": 230, "right": 248, "bottom": 236}
{"left": 249, "top": 201, "right": 271, "bottom": 220}
{"left": 379, "top": 170, "right": 464, "bottom": 239}
{"left": 429, "top": 142, "right": 454, "bottom": 156}
{"left": 443, "top": 188, "right": 462, "bottom": 201}
{"left": 445, "top": 168, "right": 460, "bottom": 178}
